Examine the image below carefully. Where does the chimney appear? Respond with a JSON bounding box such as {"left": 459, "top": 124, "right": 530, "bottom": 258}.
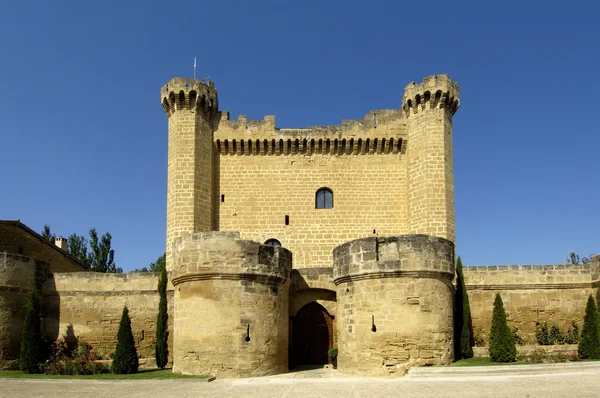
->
{"left": 55, "top": 237, "right": 68, "bottom": 251}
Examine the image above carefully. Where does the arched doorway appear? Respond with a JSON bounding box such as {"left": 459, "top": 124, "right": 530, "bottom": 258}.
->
{"left": 292, "top": 302, "right": 333, "bottom": 365}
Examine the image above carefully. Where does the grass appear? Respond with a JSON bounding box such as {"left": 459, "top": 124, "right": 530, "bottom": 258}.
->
{"left": 0, "top": 369, "right": 209, "bottom": 380}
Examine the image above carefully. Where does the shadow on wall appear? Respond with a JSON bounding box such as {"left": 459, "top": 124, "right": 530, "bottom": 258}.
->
{"left": 41, "top": 274, "right": 60, "bottom": 345}
{"left": 64, "top": 324, "right": 78, "bottom": 352}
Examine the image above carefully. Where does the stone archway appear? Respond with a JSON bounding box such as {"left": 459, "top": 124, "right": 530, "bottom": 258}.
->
{"left": 292, "top": 302, "right": 333, "bottom": 366}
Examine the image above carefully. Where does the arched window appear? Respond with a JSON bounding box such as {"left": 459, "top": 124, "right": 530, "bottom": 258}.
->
{"left": 315, "top": 188, "right": 333, "bottom": 209}
{"left": 264, "top": 239, "right": 282, "bottom": 247}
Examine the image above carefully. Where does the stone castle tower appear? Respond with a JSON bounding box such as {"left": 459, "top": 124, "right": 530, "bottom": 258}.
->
{"left": 160, "top": 74, "right": 460, "bottom": 377}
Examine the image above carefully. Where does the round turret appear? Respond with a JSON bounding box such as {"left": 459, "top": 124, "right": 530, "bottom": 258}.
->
{"left": 402, "top": 74, "right": 460, "bottom": 117}
{"left": 161, "top": 78, "right": 219, "bottom": 119}
{"left": 333, "top": 234, "right": 455, "bottom": 375}
{"left": 171, "top": 232, "right": 292, "bottom": 378}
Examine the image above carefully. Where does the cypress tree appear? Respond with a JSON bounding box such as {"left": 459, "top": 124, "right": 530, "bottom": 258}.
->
{"left": 19, "top": 291, "right": 43, "bottom": 373}
{"left": 155, "top": 267, "right": 168, "bottom": 369}
{"left": 489, "top": 294, "right": 516, "bottom": 362}
{"left": 111, "top": 306, "right": 138, "bottom": 374}
{"left": 578, "top": 295, "right": 600, "bottom": 359}
{"left": 453, "top": 256, "right": 474, "bottom": 360}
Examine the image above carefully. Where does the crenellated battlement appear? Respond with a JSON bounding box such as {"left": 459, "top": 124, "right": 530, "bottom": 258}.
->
{"left": 160, "top": 77, "right": 218, "bottom": 118}
{"left": 214, "top": 109, "right": 407, "bottom": 155}
{"left": 402, "top": 74, "right": 460, "bottom": 117}
{"left": 215, "top": 136, "right": 403, "bottom": 156}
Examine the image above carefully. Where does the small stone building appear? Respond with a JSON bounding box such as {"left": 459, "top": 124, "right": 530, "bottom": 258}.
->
{"left": 1, "top": 74, "right": 598, "bottom": 377}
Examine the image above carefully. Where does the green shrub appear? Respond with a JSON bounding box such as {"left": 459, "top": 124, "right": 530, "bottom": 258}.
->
{"left": 549, "top": 324, "right": 565, "bottom": 345}
{"left": 578, "top": 295, "right": 600, "bottom": 359}
{"left": 536, "top": 321, "right": 550, "bottom": 345}
{"left": 111, "top": 306, "right": 139, "bottom": 374}
{"left": 327, "top": 347, "right": 338, "bottom": 359}
{"left": 19, "top": 292, "right": 43, "bottom": 373}
{"left": 489, "top": 294, "right": 516, "bottom": 362}
{"left": 155, "top": 267, "right": 169, "bottom": 369}
{"left": 453, "top": 256, "right": 474, "bottom": 360}
{"left": 41, "top": 340, "right": 109, "bottom": 375}
{"left": 565, "top": 320, "right": 580, "bottom": 344}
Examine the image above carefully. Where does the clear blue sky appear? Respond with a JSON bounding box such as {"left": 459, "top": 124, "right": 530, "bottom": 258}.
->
{"left": 1, "top": 1, "right": 598, "bottom": 270}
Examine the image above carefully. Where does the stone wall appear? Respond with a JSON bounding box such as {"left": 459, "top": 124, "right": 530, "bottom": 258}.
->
{"left": 0, "top": 253, "right": 49, "bottom": 369}
{"left": 333, "top": 235, "right": 455, "bottom": 376}
{"left": 171, "top": 232, "right": 292, "bottom": 378}
{"left": 214, "top": 136, "right": 409, "bottom": 269}
{"left": 463, "top": 257, "right": 600, "bottom": 345}
{"left": 162, "top": 75, "right": 459, "bottom": 273}
{"left": 473, "top": 344, "right": 578, "bottom": 358}
{"left": 43, "top": 272, "right": 172, "bottom": 360}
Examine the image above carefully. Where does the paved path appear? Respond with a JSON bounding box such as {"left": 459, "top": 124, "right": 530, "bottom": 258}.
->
{"left": 2, "top": 363, "right": 600, "bottom": 397}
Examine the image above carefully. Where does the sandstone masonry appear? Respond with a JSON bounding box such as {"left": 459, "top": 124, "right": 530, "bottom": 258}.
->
{"left": 1, "top": 73, "right": 596, "bottom": 378}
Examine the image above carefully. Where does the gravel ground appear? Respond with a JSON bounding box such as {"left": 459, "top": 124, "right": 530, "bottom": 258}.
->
{"left": 2, "top": 363, "right": 599, "bottom": 398}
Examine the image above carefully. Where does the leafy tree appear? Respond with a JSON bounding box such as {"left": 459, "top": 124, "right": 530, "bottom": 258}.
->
{"left": 67, "top": 233, "right": 91, "bottom": 266}
{"left": 134, "top": 253, "right": 166, "bottom": 273}
{"left": 155, "top": 267, "right": 168, "bottom": 369}
{"left": 453, "top": 256, "right": 473, "bottom": 360}
{"left": 89, "top": 228, "right": 122, "bottom": 273}
{"left": 111, "top": 306, "right": 138, "bottom": 374}
{"left": 489, "top": 294, "right": 516, "bottom": 362}
{"left": 19, "top": 292, "right": 43, "bottom": 373}
{"left": 578, "top": 295, "right": 600, "bottom": 359}
{"left": 149, "top": 253, "right": 166, "bottom": 273}
{"left": 567, "top": 252, "right": 591, "bottom": 264}
{"left": 40, "top": 225, "right": 55, "bottom": 244}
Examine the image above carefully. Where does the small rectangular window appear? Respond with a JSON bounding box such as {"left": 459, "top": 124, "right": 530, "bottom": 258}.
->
{"left": 285, "top": 215, "right": 289, "bottom": 225}
{"left": 221, "top": 194, "right": 225, "bottom": 203}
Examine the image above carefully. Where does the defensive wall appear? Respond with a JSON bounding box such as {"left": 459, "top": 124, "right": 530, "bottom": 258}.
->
{"left": 43, "top": 272, "right": 173, "bottom": 360}
{"left": 0, "top": 253, "right": 50, "bottom": 369}
{"left": 463, "top": 255, "right": 600, "bottom": 344}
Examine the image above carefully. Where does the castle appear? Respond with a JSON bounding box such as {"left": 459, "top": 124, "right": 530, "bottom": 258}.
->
{"left": 1, "top": 74, "right": 598, "bottom": 378}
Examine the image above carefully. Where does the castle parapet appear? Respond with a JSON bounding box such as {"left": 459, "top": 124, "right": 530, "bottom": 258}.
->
{"left": 402, "top": 74, "right": 460, "bottom": 117}
{"left": 171, "top": 232, "right": 292, "bottom": 378}
{"left": 332, "top": 235, "right": 455, "bottom": 375}
{"left": 214, "top": 109, "right": 407, "bottom": 156}
{"left": 161, "top": 77, "right": 218, "bottom": 118}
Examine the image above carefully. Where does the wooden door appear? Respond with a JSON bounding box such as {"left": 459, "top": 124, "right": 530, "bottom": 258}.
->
{"left": 293, "top": 302, "right": 333, "bottom": 365}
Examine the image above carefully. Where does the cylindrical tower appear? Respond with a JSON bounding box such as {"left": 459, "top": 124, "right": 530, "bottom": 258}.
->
{"left": 171, "top": 232, "right": 292, "bottom": 378}
{"left": 333, "top": 234, "right": 455, "bottom": 376}
{"left": 403, "top": 75, "right": 460, "bottom": 243}
{"left": 161, "top": 78, "right": 219, "bottom": 272}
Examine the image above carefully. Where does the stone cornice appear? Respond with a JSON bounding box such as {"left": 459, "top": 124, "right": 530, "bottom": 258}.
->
{"left": 334, "top": 270, "right": 454, "bottom": 285}
{"left": 172, "top": 272, "right": 287, "bottom": 287}
{"left": 466, "top": 280, "right": 600, "bottom": 291}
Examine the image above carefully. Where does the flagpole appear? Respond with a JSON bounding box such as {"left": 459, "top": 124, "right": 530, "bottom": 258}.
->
{"left": 193, "top": 57, "right": 197, "bottom": 80}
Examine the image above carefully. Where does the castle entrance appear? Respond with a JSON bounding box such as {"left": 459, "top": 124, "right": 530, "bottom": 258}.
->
{"left": 292, "top": 302, "right": 333, "bottom": 365}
